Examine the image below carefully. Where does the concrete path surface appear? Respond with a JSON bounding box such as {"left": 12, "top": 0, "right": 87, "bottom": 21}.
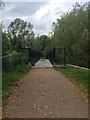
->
{"left": 35, "top": 59, "right": 53, "bottom": 68}
{"left": 3, "top": 68, "right": 88, "bottom": 118}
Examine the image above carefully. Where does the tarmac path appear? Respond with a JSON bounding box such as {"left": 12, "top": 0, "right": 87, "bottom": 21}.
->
{"left": 3, "top": 60, "right": 88, "bottom": 118}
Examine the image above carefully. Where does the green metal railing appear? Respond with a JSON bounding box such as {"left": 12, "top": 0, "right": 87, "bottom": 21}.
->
{"left": 47, "top": 47, "right": 66, "bottom": 66}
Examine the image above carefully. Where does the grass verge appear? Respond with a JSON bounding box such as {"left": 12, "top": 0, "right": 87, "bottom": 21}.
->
{"left": 55, "top": 66, "right": 89, "bottom": 98}
{"left": 2, "top": 64, "right": 30, "bottom": 103}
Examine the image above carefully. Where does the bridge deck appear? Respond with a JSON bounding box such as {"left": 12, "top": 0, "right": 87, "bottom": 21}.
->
{"left": 35, "top": 59, "right": 53, "bottom": 68}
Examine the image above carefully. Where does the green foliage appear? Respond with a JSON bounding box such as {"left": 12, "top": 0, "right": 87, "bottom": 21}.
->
{"left": 7, "top": 18, "right": 34, "bottom": 52}
{"left": 2, "top": 52, "right": 28, "bottom": 71}
{"left": 2, "top": 64, "right": 30, "bottom": 102}
{"left": 39, "top": 35, "right": 50, "bottom": 51}
{"left": 52, "top": 2, "right": 89, "bottom": 67}
{"left": 2, "top": 32, "right": 11, "bottom": 55}
{"left": 32, "top": 38, "right": 41, "bottom": 50}
{"left": 55, "top": 66, "right": 89, "bottom": 98}
{"left": 33, "top": 35, "right": 52, "bottom": 58}
{"left": 2, "top": 18, "right": 35, "bottom": 56}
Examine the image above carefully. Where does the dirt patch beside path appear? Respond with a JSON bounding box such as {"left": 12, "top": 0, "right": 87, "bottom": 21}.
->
{"left": 3, "top": 68, "right": 88, "bottom": 118}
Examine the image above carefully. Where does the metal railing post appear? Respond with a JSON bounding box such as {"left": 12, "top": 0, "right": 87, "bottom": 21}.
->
{"left": 64, "top": 47, "right": 66, "bottom": 67}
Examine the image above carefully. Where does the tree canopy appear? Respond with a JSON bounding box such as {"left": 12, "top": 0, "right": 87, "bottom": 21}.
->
{"left": 51, "top": 2, "right": 89, "bottom": 67}
{"left": 2, "top": 18, "right": 35, "bottom": 55}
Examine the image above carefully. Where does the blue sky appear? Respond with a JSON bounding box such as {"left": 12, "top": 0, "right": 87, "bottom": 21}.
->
{"left": 1, "top": 0, "right": 89, "bottom": 36}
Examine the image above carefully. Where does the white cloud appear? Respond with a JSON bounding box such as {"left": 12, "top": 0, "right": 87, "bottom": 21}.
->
{"left": 1, "top": 0, "right": 89, "bottom": 35}
{"left": 3, "top": 0, "right": 89, "bottom": 2}
{"left": 32, "top": 0, "right": 89, "bottom": 35}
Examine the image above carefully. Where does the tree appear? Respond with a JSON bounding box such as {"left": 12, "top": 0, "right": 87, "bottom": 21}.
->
{"left": 52, "top": 2, "right": 88, "bottom": 67}
{"left": 8, "top": 18, "right": 35, "bottom": 51}
{"left": 39, "top": 35, "right": 50, "bottom": 51}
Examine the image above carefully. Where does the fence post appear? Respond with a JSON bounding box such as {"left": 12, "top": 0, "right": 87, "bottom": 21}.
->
{"left": 64, "top": 48, "right": 66, "bottom": 67}
{"left": 53, "top": 48, "right": 56, "bottom": 64}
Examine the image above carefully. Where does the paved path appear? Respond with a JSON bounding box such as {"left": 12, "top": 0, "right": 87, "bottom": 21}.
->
{"left": 3, "top": 67, "right": 88, "bottom": 118}
{"left": 35, "top": 59, "right": 53, "bottom": 68}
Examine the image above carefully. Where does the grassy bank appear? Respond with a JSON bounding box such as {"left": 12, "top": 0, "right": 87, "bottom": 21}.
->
{"left": 55, "top": 66, "right": 89, "bottom": 98}
{"left": 2, "top": 64, "right": 30, "bottom": 102}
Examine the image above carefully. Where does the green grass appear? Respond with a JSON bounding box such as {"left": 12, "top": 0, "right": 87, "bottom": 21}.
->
{"left": 2, "top": 64, "right": 30, "bottom": 102}
{"left": 55, "top": 66, "right": 89, "bottom": 98}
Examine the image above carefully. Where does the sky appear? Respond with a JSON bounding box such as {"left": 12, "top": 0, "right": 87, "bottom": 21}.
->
{"left": 0, "top": 0, "right": 89, "bottom": 36}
